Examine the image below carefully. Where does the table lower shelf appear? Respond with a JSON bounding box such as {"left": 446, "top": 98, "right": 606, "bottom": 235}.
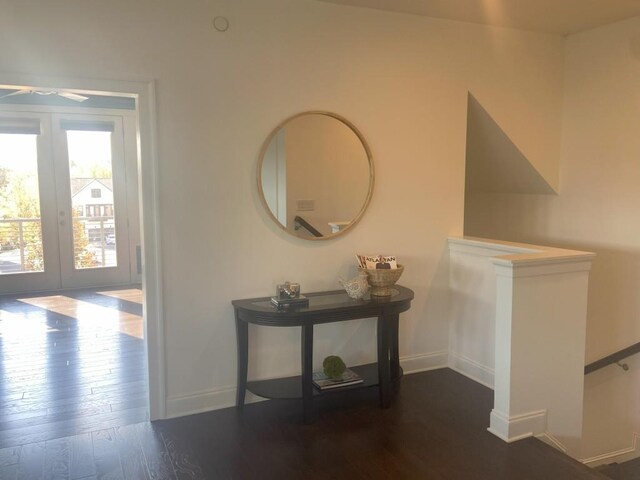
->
{"left": 246, "top": 363, "right": 403, "bottom": 400}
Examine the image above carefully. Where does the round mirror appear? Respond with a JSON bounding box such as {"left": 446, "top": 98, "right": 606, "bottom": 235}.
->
{"left": 258, "top": 112, "right": 374, "bottom": 240}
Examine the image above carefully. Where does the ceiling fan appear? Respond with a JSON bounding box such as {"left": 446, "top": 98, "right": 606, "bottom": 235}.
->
{"left": 0, "top": 89, "right": 89, "bottom": 102}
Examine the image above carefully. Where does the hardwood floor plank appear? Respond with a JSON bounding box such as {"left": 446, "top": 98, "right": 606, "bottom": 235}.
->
{"left": 0, "top": 350, "right": 145, "bottom": 369}
{"left": 91, "top": 381, "right": 147, "bottom": 396}
{"left": 0, "top": 345, "right": 144, "bottom": 361}
{"left": 1, "top": 363, "right": 147, "bottom": 384}
{"left": 91, "top": 429, "right": 123, "bottom": 480}
{"left": 110, "top": 396, "right": 148, "bottom": 413}
{"left": 0, "top": 463, "right": 18, "bottom": 479}
{"left": 114, "top": 425, "right": 150, "bottom": 480}
{"left": 160, "top": 432, "right": 204, "bottom": 480}
{"left": 0, "top": 405, "right": 111, "bottom": 433}
{"left": 0, "top": 445, "right": 20, "bottom": 467}
{"left": 0, "top": 373, "right": 148, "bottom": 402}
{"left": 69, "top": 433, "right": 96, "bottom": 480}
{"left": 135, "top": 423, "right": 176, "bottom": 480}
{"left": 0, "top": 407, "right": 149, "bottom": 449}
{"left": 16, "top": 441, "right": 44, "bottom": 480}
{"left": 0, "top": 389, "right": 147, "bottom": 413}
{"left": 43, "top": 436, "right": 70, "bottom": 480}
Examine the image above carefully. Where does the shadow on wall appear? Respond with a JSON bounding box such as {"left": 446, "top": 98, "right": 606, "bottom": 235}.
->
{"left": 465, "top": 93, "right": 556, "bottom": 196}
{"left": 461, "top": 93, "right": 640, "bottom": 362}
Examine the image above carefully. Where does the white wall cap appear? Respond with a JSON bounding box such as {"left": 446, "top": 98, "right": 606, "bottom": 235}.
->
{"left": 448, "top": 236, "right": 595, "bottom": 275}
{"left": 449, "top": 236, "right": 537, "bottom": 255}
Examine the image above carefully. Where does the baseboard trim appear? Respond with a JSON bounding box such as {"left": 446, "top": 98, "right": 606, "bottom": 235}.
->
{"left": 536, "top": 432, "right": 568, "bottom": 453}
{"left": 166, "top": 386, "right": 266, "bottom": 419}
{"left": 400, "top": 351, "right": 448, "bottom": 374}
{"left": 581, "top": 432, "right": 640, "bottom": 467}
{"left": 448, "top": 351, "right": 494, "bottom": 389}
{"left": 165, "top": 351, "right": 449, "bottom": 419}
{"left": 488, "top": 409, "right": 547, "bottom": 443}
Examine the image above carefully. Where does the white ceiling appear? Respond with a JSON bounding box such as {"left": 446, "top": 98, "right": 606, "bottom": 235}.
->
{"left": 316, "top": 0, "right": 640, "bottom": 35}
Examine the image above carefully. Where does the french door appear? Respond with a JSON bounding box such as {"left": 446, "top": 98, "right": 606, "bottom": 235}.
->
{"left": 0, "top": 111, "right": 134, "bottom": 293}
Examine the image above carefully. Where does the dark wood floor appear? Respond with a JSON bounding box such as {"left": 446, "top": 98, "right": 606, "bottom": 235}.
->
{"left": 0, "top": 287, "right": 148, "bottom": 450}
{"left": 0, "top": 368, "right": 607, "bottom": 479}
{"left": 0, "top": 291, "right": 606, "bottom": 479}
{"left": 598, "top": 457, "right": 640, "bottom": 479}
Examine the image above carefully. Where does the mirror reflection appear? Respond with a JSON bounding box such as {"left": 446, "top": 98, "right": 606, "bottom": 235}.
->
{"left": 258, "top": 112, "right": 373, "bottom": 240}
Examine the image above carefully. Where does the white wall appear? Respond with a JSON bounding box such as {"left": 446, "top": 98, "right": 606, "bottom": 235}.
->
{"left": 0, "top": 0, "right": 566, "bottom": 416}
{"left": 464, "top": 16, "right": 640, "bottom": 461}
{"left": 464, "top": 16, "right": 640, "bottom": 364}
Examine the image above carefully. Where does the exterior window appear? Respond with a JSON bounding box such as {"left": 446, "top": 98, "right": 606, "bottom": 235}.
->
{"left": 91, "top": 188, "right": 101, "bottom": 198}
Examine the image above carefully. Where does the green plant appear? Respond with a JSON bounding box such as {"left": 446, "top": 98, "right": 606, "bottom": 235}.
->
{"left": 323, "top": 355, "right": 346, "bottom": 380}
{"left": 72, "top": 219, "right": 97, "bottom": 268}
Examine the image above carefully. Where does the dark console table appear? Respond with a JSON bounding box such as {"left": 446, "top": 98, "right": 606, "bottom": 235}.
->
{"left": 232, "top": 285, "right": 414, "bottom": 422}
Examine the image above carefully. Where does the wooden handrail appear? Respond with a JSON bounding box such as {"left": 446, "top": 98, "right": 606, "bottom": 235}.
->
{"left": 584, "top": 342, "right": 640, "bottom": 374}
{"left": 293, "top": 216, "right": 323, "bottom": 238}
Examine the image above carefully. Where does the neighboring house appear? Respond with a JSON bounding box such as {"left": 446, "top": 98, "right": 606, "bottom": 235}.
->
{"left": 70, "top": 178, "right": 115, "bottom": 242}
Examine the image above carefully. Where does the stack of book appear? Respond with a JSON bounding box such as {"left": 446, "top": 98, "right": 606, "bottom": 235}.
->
{"left": 312, "top": 368, "right": 363, "bottom": 390}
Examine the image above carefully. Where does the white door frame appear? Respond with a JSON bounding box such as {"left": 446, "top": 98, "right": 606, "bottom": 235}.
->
{"left": 0, "top": 73, "right": 166, "bottom": 420}
{"left": 51, "top": 113, "right": 132, "bottom": 288}
{"left": 0, "top": 111, "right": 62, "bottom": 292}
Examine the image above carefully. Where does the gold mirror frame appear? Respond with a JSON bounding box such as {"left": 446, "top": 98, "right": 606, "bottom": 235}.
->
{"left": 257, "top": 111, "right": 374, "bottom": 241}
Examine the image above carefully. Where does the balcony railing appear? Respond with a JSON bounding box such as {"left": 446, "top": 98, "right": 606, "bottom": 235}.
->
{"left": 0, "top": 218, "right": 44, "bottom": 274}
{"left": 0, "top": 216, "right": 117, "bottom": 274}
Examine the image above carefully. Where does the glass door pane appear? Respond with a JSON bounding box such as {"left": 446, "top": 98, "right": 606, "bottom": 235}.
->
{"left": 66, "top": 130, "right": 118, "bottom": 270}
{"left": 0, "top": 133, "right": 44, "bottom": 274}
{"left": 53, "top": 114, "right": 131, "bottom": 289}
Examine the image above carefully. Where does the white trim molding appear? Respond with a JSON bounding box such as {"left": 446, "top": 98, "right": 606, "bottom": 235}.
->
{"left": 488, "top": 409, "right": 547, "bottom": 443}
{"left": 448, "top": 351, "right": 494, "bottom": 389}
{"left": 536, "top": 432, "right": 569, "bottom": 453}
{"left": 166, "top": 386, "right": 267, "bottom": 419}
{"left": 581, "top": 432, "right": 640, "bottom": 467}
{"left": 400, "top": 351, "right": 448, "bottom": 374}
{"left": 165, "top": 352, "right": 449, "bottom": 418}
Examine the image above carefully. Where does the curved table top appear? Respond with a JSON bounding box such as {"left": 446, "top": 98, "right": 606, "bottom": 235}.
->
{"left": 232, "top": 285, "right": 414, "bottom": 327}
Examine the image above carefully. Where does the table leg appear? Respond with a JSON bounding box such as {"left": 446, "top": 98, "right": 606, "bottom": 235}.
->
{"left": 389, "top": 314, "right": 400, "bottom": 387}
{"left": 235, "top": 311, "right": 248, "bottom": 409}
{"left": 377, "top": 315, "right": 391, "bottom": 408}
{"left": 301, "top": 324, "right": 315, "bottom": 423}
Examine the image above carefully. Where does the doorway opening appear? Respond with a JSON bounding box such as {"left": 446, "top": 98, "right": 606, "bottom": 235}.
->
{"left": 0, "top": 83, "right": 156, "bottom": 446}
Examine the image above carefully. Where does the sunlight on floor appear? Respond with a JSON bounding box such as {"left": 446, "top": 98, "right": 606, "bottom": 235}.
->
{"left": 0, "top": 308, "right": 57, "bottom": 338}
{"left": 97, "top": 288, "right": 143, "bottom": 304}
{"left": 15, "top": 288, "right": 143, "bottom": 340}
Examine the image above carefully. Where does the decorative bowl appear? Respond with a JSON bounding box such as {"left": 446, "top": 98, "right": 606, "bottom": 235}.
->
{"left": 358, "top": 265, "right": 404, "bottom": 297}
{"left": 339, "top": 271, "right": 370, "bottom": 299}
